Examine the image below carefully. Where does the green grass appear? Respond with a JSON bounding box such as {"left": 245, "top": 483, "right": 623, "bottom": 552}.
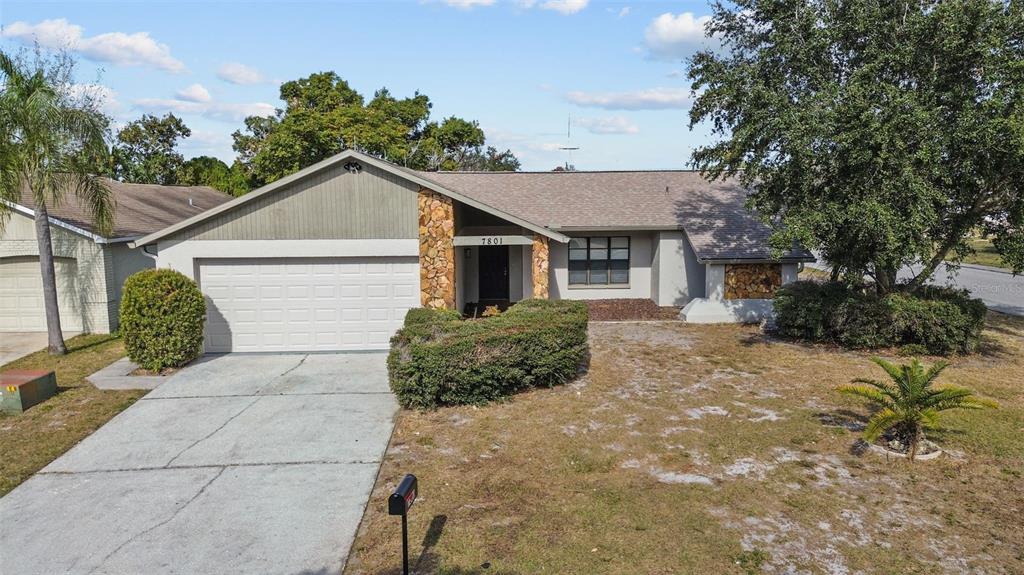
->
{"left": 956, "top": 238, "right": 1010, "bottom": 269}
{"left": 0, "top": 334, "right": 144, "bottom": 496}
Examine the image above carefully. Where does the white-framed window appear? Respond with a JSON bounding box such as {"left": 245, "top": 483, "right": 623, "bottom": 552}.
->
{"left": 568, "top": 236, "right": 630, "bottom": 286}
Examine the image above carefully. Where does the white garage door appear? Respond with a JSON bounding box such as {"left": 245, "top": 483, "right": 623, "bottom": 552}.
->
{"left": 199, "top": 257, "right": 420, "bottom": 352}
{"left": 0, "top": 257, "right": 83, "bottom": 332}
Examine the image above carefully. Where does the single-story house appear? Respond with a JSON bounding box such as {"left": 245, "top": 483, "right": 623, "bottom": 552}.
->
{"left": 1, "top": 180, "right": 232, "bottom": 333}
{"left": 131, "top": 150, "right": 813, "bottom": 353}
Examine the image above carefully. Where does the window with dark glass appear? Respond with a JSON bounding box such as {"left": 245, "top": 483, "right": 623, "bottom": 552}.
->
{"left": 568, "top": 236, "right": 630, "bottom": 286}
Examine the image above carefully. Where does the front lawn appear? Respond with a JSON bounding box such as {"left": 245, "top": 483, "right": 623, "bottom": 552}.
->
{"left": 956, "top": 238, "right": 1010, "bottom": 270}
{"left": 346, "top": 314, "right": 1024, "bottom": 574}
{"left": 0, "top": 334, "right": 144, "bottom": 496}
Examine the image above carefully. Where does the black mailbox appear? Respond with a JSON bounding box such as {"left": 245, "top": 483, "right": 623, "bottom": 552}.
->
{"left": 388, "top": 474, "right": 418, "bottom": 575}
{"left": 389, "top": 474, "right": 417, "bottom": 516}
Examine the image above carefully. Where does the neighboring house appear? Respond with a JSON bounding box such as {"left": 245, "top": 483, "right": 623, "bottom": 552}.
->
{"left": 132, "top": 150, "right": 813, "bottom": 354}
{"left": 0, "top": 180, "right": 232, "bottom": 333}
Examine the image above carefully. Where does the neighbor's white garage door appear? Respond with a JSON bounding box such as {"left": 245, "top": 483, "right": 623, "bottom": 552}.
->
{"left": 198, "top": 257, "right": 420, "bottom": 352}
{"left": 0, "top": 256, "right": 83, "bottom": 332}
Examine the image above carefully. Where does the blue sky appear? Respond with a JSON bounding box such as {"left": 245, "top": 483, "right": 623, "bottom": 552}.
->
{"left": 0, "top": 1, "right": 718, "bottom": 171}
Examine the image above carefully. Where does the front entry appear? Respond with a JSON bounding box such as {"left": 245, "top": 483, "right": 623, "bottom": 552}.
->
{"left": 478, "top": 245, "right": 509, "bottom": 301}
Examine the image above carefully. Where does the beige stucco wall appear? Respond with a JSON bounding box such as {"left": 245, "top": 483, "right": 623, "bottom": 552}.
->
{"left": 651, "top": 231, "right": 705, "bottom": 306}
{"left": 0, "top": 211, "right": 149, "bottom": 333}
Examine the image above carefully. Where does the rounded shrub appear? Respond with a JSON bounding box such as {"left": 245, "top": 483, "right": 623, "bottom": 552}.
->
{"left": 388, "top": 299, "right": 589, "bottom": 409}
{"left": 773, "top": 281, "right": 986, "bottom": 355}
{"left": 120, "top": 268, "right": 206, "bottom": 372}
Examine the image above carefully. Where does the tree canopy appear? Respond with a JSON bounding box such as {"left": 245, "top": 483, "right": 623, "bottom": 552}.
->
{"left": 112, "top": 113, "right": 191, "bottom": 186}
{"left": 688, "top": 0, "right": 1024, "bottom": 291}
{"left": 178, "top": 155, "right": 249, "bottom": 196}
{"left": 232, "top": 71, "right": 518, "bottom": 187}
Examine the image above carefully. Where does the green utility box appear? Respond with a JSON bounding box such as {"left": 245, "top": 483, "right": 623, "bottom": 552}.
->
{"left": 1, "top": 370, "right": 57, "bottom": 414}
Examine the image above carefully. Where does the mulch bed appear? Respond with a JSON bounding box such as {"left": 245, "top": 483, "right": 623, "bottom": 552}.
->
{"left": 585, "top": 298, "right": 681, "bottom": 321}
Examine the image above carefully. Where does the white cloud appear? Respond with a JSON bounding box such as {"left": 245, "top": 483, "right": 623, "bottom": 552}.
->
{"left": 176, "top": 83, "right": 211, "bottom": 103}
{"left": 618, "top": 6, "right": 630, "bottom": 17}
{"left": 565, "top": 87, "right": 691, "bottom": 110}
{"left": 179, "top": 129, "right": 235, "bottom": 162}
{"left": 643, "top": 12, "right": 713, "bottom": 60}
{"left": 134, "top": 98, "right": 275, "bottom": 122}
{"left": 61, "top": 83, "right": 121, "bottom": 115}
{"left": 1, "top": 18, "right": 186, "bottom": 72}
{"left": 443, "top": 0, "right": 496, "bottom": 7}
{"left": 454, "top": 0, "right": 587, "bottom": 14}
{"left": 540, "top": 0, "right": 588, "bottom": 14}
{"left": 216, "top": 62, "right": 266, "bottom": 85}
{"left": 575, "top": 116, "right": 639, "bottom": 135}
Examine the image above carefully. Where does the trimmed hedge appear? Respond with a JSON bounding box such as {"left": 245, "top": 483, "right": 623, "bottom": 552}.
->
{"left": 773, "top": 281, "right": 986, "bottom": 355}
{"left": 402, "top": 307, "right": 462, "bottom": 326}
{"left": 120, "top": 269, "right": 206, "bottom": 372}
{"left": 388, "top": 299, "right": 589, "bottom": 409}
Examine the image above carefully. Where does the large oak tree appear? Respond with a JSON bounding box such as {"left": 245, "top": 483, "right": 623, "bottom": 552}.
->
{"left": 112, "top": 113, "right": 190, "bottom": 186}
{"left": 688, "top": 0, "right": 1024, "bottom": 292}
{"left": 232, "top": 72, "right": 518, "bottom": 187}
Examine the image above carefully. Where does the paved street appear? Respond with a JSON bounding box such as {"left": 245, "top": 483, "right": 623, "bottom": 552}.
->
{"left": 811, "top": 254, "right": 1024, "bottom": 317}
{"left": 902, "top": 263, "right": 1024, "bottom": 316}
{"left": 0, "top": 352, "right": 397, "bottom": 575}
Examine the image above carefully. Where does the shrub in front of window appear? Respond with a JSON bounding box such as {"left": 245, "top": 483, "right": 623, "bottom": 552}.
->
{"left": 773, "top": 281, "right": 985, "bottom": 355}
{"left": 120, "top": 269, "right": 206, "bottom": 372}
{"left": 388, "top": 299, "right": 589, "bottom": 408}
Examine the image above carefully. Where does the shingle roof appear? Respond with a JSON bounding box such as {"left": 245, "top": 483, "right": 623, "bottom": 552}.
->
{"left": 416, "top": 170, "right": 812, "bottom": 262}
{"left": 16, "top": 179, "right": 233, "bottom": 239}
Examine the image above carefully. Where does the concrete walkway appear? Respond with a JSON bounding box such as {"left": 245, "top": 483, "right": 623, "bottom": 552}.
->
{"left": 0, "top": 352, "right": 398, "bottom": 575}
{"left": 0, "top": 331, "right": 81, "bottom": 365}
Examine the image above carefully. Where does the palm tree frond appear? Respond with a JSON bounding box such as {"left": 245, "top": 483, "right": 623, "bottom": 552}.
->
{"left": 836, "top": 383, "right": 891, "bottom": 406}
{"left": 840, "top": 357, "right": 997, "bottom": 456}
{"left": 864, "top": 408, "right": 903, "bottom": 442}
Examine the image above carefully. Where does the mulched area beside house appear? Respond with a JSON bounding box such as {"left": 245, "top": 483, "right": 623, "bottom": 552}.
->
{"left": 585, "top": 298, "right": 681, "bottom": 321}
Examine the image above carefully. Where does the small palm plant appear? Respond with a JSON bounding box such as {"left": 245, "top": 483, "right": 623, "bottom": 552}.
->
{"left": 837, "top": 358, "right": 997, "bottom": 461}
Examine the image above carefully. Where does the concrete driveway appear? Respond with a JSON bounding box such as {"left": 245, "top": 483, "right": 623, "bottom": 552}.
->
{"left": 0, "top": 352, "right": 398, "bottom": 575}
{"left": 0, "top": 331, "right": 81, "bottom": 364}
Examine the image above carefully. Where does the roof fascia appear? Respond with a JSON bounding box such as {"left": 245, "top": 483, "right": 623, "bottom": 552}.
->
{"left": 3, "top": 200, "right": 109, "bottom": 243}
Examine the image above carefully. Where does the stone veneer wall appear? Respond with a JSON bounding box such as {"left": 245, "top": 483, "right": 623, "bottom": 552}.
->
{"left": 724, "top": 264, "right": 782, "bottom": 300}
{"left": 418, "top": 189, "right": 455, "bottom": 309}
{"left": 531, "top": 234, "right": 549, "bottom": 299}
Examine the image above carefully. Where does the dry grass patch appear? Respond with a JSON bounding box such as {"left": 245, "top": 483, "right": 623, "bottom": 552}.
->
{"left": 0, "top": 334, "right": 144, "bottom": 495}
{"left": 347, "top": 316, "right": 1024, "bottom": 575}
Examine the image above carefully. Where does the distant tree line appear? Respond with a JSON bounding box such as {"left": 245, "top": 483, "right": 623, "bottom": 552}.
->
{"left": 106, "top": 71, "right": 519, "bottom": 196}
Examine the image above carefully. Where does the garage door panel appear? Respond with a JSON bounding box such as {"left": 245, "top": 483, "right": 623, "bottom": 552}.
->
{"left": 0, "top": 257, "right": 83, "bottom": 332}
{"left": 199, "top": 257, "right": 419, "bottom": 352}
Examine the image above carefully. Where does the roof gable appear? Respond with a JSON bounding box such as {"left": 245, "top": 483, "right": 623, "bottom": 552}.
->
{"left": 132, "top": 150, "right": 569, "bottom": 247}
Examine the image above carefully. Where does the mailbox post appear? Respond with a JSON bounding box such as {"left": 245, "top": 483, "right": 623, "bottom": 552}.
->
{"left": 388, "top": 474, "right": 418, "bottom": 575}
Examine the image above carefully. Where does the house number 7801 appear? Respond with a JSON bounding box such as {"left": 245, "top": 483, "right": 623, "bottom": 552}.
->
{"left": 481, "top": 237, "right": 503, "bottom": 245}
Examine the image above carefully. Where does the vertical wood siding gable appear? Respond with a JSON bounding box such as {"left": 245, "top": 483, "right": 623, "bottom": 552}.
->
{"left": 177, "top": 163, "right": 419, "bottom": 241}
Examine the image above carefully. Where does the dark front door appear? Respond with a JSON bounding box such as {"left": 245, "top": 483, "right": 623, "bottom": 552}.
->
{"left": 478, "top": 246, "right": 510, "bottom": 301}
